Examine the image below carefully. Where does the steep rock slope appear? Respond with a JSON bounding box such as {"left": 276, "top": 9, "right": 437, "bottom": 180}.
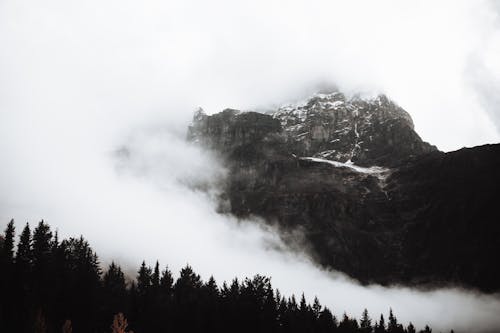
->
{"left": 272, "top": 92, "right": 436, "bottom": 166}
{"left": 187, "top": 92, "right": 500, "bottom": 291}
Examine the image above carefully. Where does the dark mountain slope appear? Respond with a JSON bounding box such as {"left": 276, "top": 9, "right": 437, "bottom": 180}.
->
{"left": 388, "top": 144, "right": 500, "bottom": 291}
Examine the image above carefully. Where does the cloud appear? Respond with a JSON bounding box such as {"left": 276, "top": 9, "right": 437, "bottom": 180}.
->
{"left": 465, "top": 0, "right": 500, "bottom": 133}
{"left": 1, "top": 0, "right": 500, "bottom": 332}
{"left": 3, "top": 120, "right": 500, "bottom": 332}
{"left": 467, "top": 58, "right": 500, "bottom": 133}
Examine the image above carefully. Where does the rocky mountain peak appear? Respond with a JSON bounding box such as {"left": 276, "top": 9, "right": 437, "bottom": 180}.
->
{"left": 188, "top": 91, "right": 436, "bottom": 167}
{"left": 271, "top": 91, "right": 431, "bottom": 166}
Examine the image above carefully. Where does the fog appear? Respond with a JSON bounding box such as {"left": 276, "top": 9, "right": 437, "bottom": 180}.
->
{"left": 1, "top": 0, "right": 500, "bottom": 332}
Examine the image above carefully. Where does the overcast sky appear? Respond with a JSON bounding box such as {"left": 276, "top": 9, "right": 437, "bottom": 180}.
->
{"left": 1, "top": 0, "right": 500, "bottom": 151}
{"left": 1, "top": 0, "right": 500, "bottom": 332}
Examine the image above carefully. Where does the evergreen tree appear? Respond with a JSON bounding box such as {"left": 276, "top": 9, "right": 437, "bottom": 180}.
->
{"left": 201, "top": 276, "right": 220, "bottom": 332}
{"left": 103, "top": 261, "right": 127, "bottom": 317}
{"left": 137, "top": 261, "right": 152, "bottom": 295}
{"left": 17, "top": 223, "right": 32, "bottom": 269}
{"left": 388, "top": 309, "right": 396, "bottom": 332}
{"left": 159, "top": 265, "right": 174, "bottom": 308}
{"left": 173, "top": 265, "right": 204, "bottom": 332}
{"left": 317, "top": 307, "right": 337, "bottom": 333}
{"left": 14, "top": 223, "right": 33, "bottom": 332}
{"left": 1, "top": 221, "right": 16, "bottom": 333}
{"left": 0, "top": 220, "right": 442, "bottom": 333}
{"left": 300, "top": 293, "right": 308, "bottom": 313}
{"left": 360, "top": 308, "right": 372, "bottom": 333}
{"left": 152, "top": 261, "right": 160, "bottom": 289}
{"left": 312, "top": 296, "right": 322, "bottom": 319}
{"left": 32, "top": 220, "right": 53, "bottom": 306}
{"left": 51, "top": 230, "right": 59, "bottom": 252}
{"left": 338, "top": 313, "right": 358, "bottom": 333}
{"left": 160, "top": 266, "right": 174, "bottom": 292}
{"left": 60, "top": 237, "right": 101, "bottom": 333}
{"left": 32, "top": 220, "right": 52, "bottom": 269}
{"left": 420, "top": 325, "right": 432, "bottom": 333}
{"left": 204, "top": 276, "right": 219, "bottom": 299}
{"left": 3, "top": 219, "right": 15, "bottom": 263}
{"left": 387, "top": 308, "right": 404, "bottom": 333}
{"left": 375, "top": 314, "right": 386, "bottom": 333}
{"left": 103, "top": 262, "right": 126, "bottom": 294}
{"left": 135, "top": 261, "right": 153, "bottom": 332}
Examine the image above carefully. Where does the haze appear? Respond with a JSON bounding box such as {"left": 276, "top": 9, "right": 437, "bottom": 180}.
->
{"left": 1, "top": 0, "right": 500, "bottom": 332}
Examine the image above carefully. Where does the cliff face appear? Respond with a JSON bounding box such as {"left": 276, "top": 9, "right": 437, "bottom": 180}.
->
{"left": 272, "top": 92, "right": 436, "bottom": 167}
{"left": 187, "top": 91, "right": 500, "bottom": 292}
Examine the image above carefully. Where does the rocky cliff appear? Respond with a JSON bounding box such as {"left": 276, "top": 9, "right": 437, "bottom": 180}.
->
{"left": 187, "top": 91, "right": 500, "bottom": 292}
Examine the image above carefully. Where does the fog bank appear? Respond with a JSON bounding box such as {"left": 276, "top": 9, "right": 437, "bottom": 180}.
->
{"left": 2, "top": 0, "right": 500, "bottom": 332}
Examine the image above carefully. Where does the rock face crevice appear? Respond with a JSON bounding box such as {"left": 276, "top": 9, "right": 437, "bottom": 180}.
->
{"left": 187, "top": 91, "right": 500, "bottom": 292}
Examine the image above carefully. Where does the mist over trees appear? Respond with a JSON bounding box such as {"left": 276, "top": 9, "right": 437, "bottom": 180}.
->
{"left": 1, "top": 220, "right": 443, "bottom": 333}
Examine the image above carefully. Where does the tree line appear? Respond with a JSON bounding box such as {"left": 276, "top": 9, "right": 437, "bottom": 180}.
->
{"left": 0, "top": 220, "right": 444, "bottom": 333}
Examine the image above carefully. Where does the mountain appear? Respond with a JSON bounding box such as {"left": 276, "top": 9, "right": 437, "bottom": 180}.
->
{"left": 187, "top": 91, "right": 500, "bottom": 292}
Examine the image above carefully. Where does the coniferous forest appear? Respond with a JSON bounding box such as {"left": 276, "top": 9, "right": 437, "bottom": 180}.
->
{"left": 0, "top": 220, "right": 443, "bottom": 333}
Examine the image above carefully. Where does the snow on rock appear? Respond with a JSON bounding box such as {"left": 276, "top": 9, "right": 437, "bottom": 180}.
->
{"left": 270, "top": 90, "right": 433, "bottom": 167}
{"left": 300, "top": 157, "right": 389, "bottom": 175}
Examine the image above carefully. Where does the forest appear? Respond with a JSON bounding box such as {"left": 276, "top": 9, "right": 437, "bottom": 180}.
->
{"left": 0, "top": 220, "right": 445, "bottom": 333}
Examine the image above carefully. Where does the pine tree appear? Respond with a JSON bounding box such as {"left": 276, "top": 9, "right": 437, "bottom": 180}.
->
{"left": 152, "top": 261, "right": 160, "bottom": 289}
{"left": 421, "top": 325, "right": 432, "bottom": 333}
{"left": 339, "top": 312, "right": 359, "bottom": 332}
{"left": 3, "top": 220, "right": 15, "bottom": 264}
{"left": 174, "top": 264, "right": 203, "bottom": 300}
{"left": 388, "top": 309, "right": 396, "bottom": 332}
{"left": 312, "top": 296, "right": 322, "bottom": 319}
{"left": 299, "top": 293, "right": 308, "bottom": 313}
{"left": 17, "top": 223, "right": 32, "bottom": 268}
{"left": 51, "top": 230, "right": 59, "bottom": 252}
{"left": 318, "top": 307, "right": 337, "bottom": 333}
{"left": 204, "top": 276, "right": 219, "bottom": 298}
{"left": 161, "top": 266, "right": 174, "bottom": 286}
{"left": 173, "top": 265, "right": 204, "bottom": 332}
{"left": 201, "top": 276, "right": 220, "bottom": 332}
{"left": 160, "top": 266, "right": 174, "bottom": 300}
{"left": 387, "top": 308, "right": 404, "bottom": 333}
{"left": 60, "top": 237, "right": 101, "bottom": 333}
{"left": 375, "top": 314, "right": 386, "bottom": 333}
{"left": 137, "top": 261, "right": 152, "bottom": 295}
{"left": 103, "top": 261, "right": 127, "bottom": 318}
{"left": 32, "top": 220, "right": 52, "bottom": 267}
{"left": 103, "top": 262, "right": 126, "bottom": 294}
{"left": 1, "top": 221, "right": 16, "bottom": 333}
{"left": 360, "top": 308, "right": 372, "bottom": 333}
{"left": 407, "top": 322, "right": 416, "bottom": 333}
{"left": 32, "top": 220, "right": 53, "bottom": 302}
{"left": 288, "top": 295, "right": 298, "bottom": 311}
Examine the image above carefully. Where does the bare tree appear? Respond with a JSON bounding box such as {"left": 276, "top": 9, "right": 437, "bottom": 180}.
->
{"left": 62, "top": 320, "right": 72, "bottom": 333}
{"left": 111, "top": 313, "right": 133, "bottom": 333}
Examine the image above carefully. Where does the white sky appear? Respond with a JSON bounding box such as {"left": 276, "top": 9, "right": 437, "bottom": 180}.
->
{"left": 1, "top": 0, "right": 499, "bottom": 150}
{"left": 1, "top": 0, "right": 500, "bottom": 332}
